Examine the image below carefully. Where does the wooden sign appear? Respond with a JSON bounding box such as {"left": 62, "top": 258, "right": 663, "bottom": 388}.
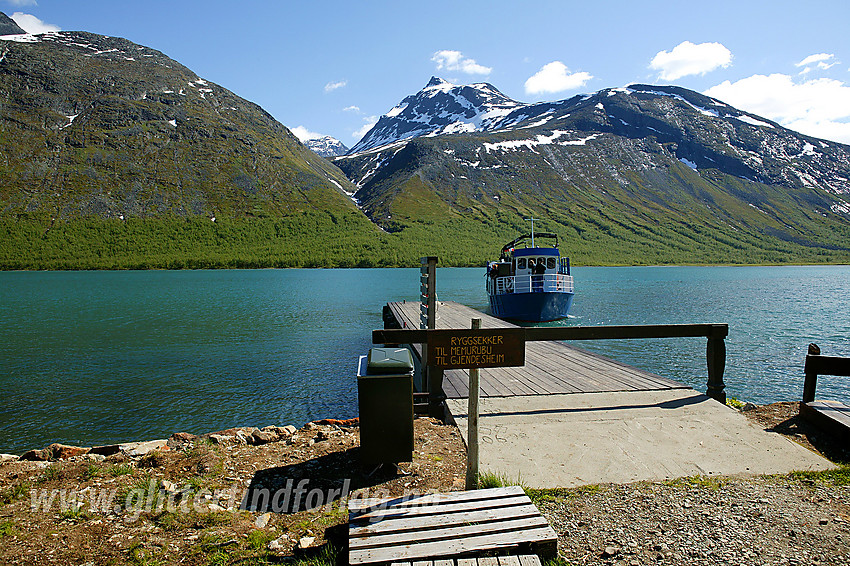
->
{"left": 427, "top": 328, "right": 525, "bottom": 369}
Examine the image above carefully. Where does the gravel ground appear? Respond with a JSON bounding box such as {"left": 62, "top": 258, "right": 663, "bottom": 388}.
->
{"left": 538, "top": 472, "right": 848, "bottom": 565}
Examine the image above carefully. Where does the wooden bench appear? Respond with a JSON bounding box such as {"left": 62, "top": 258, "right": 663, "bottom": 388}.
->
{"left": 801, "top": 344, "right": 850, "bottom": 438}
{"left": 348, "top": 486, "right": 557, "bottom": 566}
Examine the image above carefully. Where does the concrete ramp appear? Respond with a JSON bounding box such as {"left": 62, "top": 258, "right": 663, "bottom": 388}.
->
{"left": 447, "top": 389, "right": 835, "bottom": 488}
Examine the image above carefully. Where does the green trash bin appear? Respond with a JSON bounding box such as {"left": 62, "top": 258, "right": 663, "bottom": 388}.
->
{"left": 357, "top": 348, "right": 414, "bottom": 467}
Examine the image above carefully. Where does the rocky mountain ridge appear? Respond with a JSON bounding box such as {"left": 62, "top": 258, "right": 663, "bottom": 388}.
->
{"left": 0, "top": 12, "right": 25, "bottom": 35}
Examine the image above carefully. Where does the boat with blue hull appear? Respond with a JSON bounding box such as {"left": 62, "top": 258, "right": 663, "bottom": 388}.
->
{"left": 486, "top": 232, "right": 574, "bottom": 322}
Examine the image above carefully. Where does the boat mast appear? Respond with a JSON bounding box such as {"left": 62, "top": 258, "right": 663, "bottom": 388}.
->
{"left": 526, "top": 217, "right": 536, "bottom": 247}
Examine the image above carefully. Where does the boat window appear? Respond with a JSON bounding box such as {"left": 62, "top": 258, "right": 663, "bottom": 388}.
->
{"left": 547, "top": 258, "right": 556, "bottom": 269}
{"left": 517, "top": 258, "right": 526, "bottom": 270}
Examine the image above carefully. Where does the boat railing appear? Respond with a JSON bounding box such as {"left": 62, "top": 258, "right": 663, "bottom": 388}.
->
{"left": 490, "top": 273, "right": 574, "bottom": 295}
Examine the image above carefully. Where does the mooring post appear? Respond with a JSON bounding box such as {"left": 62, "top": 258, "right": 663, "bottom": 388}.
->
{"left": 465, "top": 318, "right": 481, "bottom": 490}
{"left": 706, "top": 334, "right": 727, "bottom": 403}
{"left": 420, "top": 257, "right": 442, "bottom": 417}
{"left": 802, "top": 343, "right": 820, "bottom": 403}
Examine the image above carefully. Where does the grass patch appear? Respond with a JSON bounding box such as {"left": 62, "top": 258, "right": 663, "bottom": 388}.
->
{"left": 478, "top": 471, "right": 524, "bottom": 489}
{"left": 59, "top": 507, "right": 90, "bottom": 522}
{"left": 313, "top": 500, "right": 347, "bottom": 528}
{"left": 195, "top": 510, "right": 232, "bottom": 529}
{"left": 291, "top": 544, "right": 339, "bottom": 566}
{"left": 790, "top": 464, "right": 850, "bottom": 486}
{"left": 525, "top": 484, "right": 604, "bottom": 506}
{"left": 107, "top": 463, "right": 133, "bottom": 477}
{"left": 0, "top": 519, "right": 15, "bottom": 538}
{"left": 37, "top": 464, "right": 61, "bottom": 484}
{"left": 0, "top": 482, "right": 30, "bottom": 506}
{"left": 83, "top": 464, "right": 102, "bottom": 480}
{"left": 543, "top": 555, "right": 577, "bottom": 566}
{"left": 245, "top": 528, "right": 276, "bottom": 550}
{"left": 726, "top": 396, "right": 746, "bottom": 410}
{"left": 128, "top": 541, "right": 166, "bottom": 566}
{"left": 152, "top": 511, "right": 183, "bottom": 532}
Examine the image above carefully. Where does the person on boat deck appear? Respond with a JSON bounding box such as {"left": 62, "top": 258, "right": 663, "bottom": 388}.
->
{"left": 531, "top": 259, "right": 545, "bottom": 292}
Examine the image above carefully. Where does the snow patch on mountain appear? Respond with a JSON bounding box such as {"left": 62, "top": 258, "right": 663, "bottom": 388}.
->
{"left": 735, "top": 115, "right": 775, "bottom": 129}
{"left": 483, "top": 132, "right": 599, "bottom": 153}
{"left": 680, "top": 158, "right": 698, "bottom": 170}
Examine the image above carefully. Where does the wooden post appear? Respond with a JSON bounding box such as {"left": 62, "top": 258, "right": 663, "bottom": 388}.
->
{"left": 803, "top": 343, "right": 820, "bottom": 403}
{"left": 465, "top": 318, "right": 481, "bottom": 490}
{"left": 420, "top": 257, "right": 444, "bottom": 418}
{"left": 429, "top": 368, "right": 445, "bottom": 420}
{"left": 706, "top": 336, "right": 727, "bottom": 403}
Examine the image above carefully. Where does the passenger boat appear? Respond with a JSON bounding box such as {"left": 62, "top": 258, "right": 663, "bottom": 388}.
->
{"left": 486, "top": 231, "right": 574, "bottom": 322}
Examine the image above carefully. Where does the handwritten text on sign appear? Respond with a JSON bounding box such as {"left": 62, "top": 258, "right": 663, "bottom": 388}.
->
{"left": 428, "top": 328, "right": 525, "bottom": 369}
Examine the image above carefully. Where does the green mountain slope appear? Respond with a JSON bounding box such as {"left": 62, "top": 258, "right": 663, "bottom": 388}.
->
{"left": 0, "top": 29, "right": 390, "bottom": 268}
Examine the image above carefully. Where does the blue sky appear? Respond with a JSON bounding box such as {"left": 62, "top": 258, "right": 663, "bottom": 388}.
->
{"left": 5, "top": 0, "right": 850, "bottom": 145}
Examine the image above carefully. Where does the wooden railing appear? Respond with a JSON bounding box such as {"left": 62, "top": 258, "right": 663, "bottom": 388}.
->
{"left": 803, "top": 343, "right": 850, "bottom": 403}
{"left": 373, "top": 322, "right": 730, "bottom": 404}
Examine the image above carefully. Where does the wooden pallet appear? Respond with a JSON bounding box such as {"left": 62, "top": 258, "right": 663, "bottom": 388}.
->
{"left": 390, "top": 555, "right": 542, "bottom": 566}
{"left": 348, "top": 486, "right": 557, "bottom": 566}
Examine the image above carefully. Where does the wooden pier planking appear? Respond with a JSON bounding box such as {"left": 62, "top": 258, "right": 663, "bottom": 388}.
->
{"left": 384, "top": 301, "right": 686, "bottom": 399}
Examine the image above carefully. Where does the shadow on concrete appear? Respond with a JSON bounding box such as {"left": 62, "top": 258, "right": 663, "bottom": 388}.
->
{"left": 453, "top": 392, "right": 710, "bottom": 419}
{"left": 765, "top": 413, "right": 850, "bottom": 464}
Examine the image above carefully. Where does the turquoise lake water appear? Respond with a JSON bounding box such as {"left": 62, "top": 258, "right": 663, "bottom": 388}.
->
{"left": 1, "top": 266, "right": 848, "bottom": 454}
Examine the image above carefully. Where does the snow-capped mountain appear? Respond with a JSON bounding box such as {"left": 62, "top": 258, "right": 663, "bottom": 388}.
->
{"left": 335, "top": 78, "right": 850, "bottom": 259}
{"left": 341, "top": 80, "right": 850, "bottom": 200}
{"left": 305, "top": 136, "right": 349, "bottom": 157}
{"left": 349, "top": 77, "right": 539, "bottom": 154}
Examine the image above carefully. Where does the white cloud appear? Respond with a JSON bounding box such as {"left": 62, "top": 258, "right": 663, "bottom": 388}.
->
{"left": 7, "top": 0, "right": 38, "bottom": 6}
{"left": 324, "top": 80, "right": 347, "bottom": 93}
{"left": 524, "top": 61, "right": 592, "bottom": 96}
{"left": 343, "top": 105, "right": 360, "bottom": 113}
{"left": 10, "top": 12, "right": 60, "bottom": 34}
{"left": 705, "top": 74, "right": 850, "bottom": 143}
{"left": 649, "top": 41, "right": 732, "bottom": 81}
{"left": 796, "top": 53, "right": 839, "bottom": 75}
{"left": 796, "top": 53, "right": 833, "bottom": 67}
{"left": 353, "top": 116, "right": 378, "bottom": 139}
{"left": 431, "top": 50, "right": 492, "bottom": 75}
{"left": 291, "top": 125, "right": 323, "bottom": 141}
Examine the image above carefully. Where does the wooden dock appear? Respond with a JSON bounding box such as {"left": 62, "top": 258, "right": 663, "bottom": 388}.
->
{"left": 384, "top": 300, "right": 687, "bottom": 399}
{"left": 378, "top": 300, "right": 835, "bottom": 488}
